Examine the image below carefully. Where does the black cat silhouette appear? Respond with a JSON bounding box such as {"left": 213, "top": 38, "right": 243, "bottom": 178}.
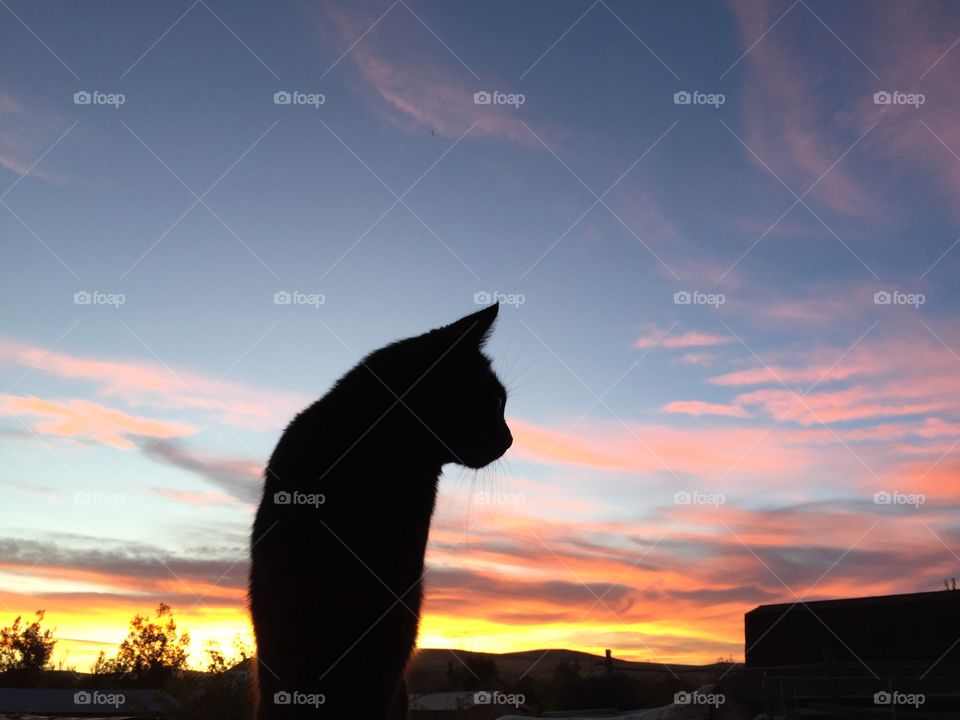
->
{"left": 249, "top": 304, "right": 512, "bottom": 719}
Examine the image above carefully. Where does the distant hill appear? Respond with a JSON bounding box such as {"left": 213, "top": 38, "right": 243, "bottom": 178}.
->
{"left": 408, "top": 647, "right": 724, "bottom": 690}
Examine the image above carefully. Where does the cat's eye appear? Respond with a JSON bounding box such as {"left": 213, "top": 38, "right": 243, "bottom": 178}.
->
{"left": 496, "top": 394, "right": 504, "bottom": 410}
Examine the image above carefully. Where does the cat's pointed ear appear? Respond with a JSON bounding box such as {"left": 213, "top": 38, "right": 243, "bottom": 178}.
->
{"left": 441, "top": 303, "right": 499, "bottom": 349}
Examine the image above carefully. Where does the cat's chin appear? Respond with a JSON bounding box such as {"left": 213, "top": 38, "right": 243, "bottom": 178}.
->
{"left": 457, "top": 436, "right": 513, "bottom": 469}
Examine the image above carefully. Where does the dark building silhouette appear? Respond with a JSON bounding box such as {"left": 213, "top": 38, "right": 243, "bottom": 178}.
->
{"left": 745, "top": 590, "right": 960, "bottom": 667}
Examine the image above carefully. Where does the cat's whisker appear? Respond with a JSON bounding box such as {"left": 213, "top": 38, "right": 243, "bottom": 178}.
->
{"left": 503, "top": 331, "right": 533, "bottom": 384}
{"left": 442, "top": 465, "right": 470, "bottom": 520}
{"left": 466, "top": 469, "right": 481, "bottom": 536}
{"left": 506, "top": 376, "right": 535, "bottom": 395}
{"left": 503, "top": 347, "right": 540, "bottom": 394}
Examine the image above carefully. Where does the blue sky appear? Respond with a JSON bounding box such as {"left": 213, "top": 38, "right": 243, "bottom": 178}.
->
{"left": 3, "top": 0, "right": 960, "bottom": 670}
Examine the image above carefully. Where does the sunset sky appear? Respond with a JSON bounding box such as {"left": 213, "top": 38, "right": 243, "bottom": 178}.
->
{"left": 2, "top": 0, "right": 960, "bottom": 672}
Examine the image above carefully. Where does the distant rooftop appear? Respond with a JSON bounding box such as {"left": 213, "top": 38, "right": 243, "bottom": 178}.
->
{"left": 747, "top": 588, "right": 960, "bottom": 615}
{"left": 744, "top": 589, "right": 960, "bottom": 668}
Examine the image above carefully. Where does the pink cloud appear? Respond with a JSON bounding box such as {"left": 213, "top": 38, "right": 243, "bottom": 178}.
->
{"left": 313, "top": 3, "right": 536, "bottom": 147}
{"left": 635, "top": 327, "right": 732, "bottom": 350}
{"left": 706, "top": 327, "right": 948, "bottom": 389}
{"left": 509, "top": 415, "right": 817, "bottom": 486}
{"left": 833, "top": 3, "right": 960, "bottom": 219}
{"left": 709, "top": 362, "right": 863, "bottom": 387}
{"left": 728, "top": 0, "right": 881, "bottom": 218}
{"left": 0, "top": 88, "right": 64, "bottom": 183}
{"left": 662, "top": 401, "right": 747, "bottom": 418}
{"left": 678, "top": 352, "right": 716, "bottom": 366}
{"left": 150, "top": 488, "right": 239, "bottom": 506}
{"left": 0, "top": 339, "right": 306, "bottom": 430}
{"left": 0, "top": 394, "right": 195, "bottom": 449}
{"left": 736, "top": 385, "right": 953, "bottom": 426}
{"left": 508, "top": 417, "right": 638, "bottom": 475}
{"left": 695, "top": 327, "right": 960, "bottom": 458}
{"left": 725, "top": 281, "right": 874, "bottom": 327}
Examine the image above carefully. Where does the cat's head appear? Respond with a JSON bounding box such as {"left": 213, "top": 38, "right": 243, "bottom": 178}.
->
{"left": 365, "top": 304, "right": 512, "bottom": 469}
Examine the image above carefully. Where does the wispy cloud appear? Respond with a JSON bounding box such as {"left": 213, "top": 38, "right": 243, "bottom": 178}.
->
{"left": 837, "top": 2, "right": 960, "bottom": 219}
{"left": 139, "top": 439, "right": 261, "bottom": 504}
{"left": 0, "top": 339, "right": 306, "bottom": 431}
{"left": 0, "top": 394, "right": 195, "bottom": 449}
{"left": 0, "top": 88, "right": 64, "bottom": 183}
{"left": 313, "top": 2, "right": 537, "bottom": 146}
{"left": 728, "top": 0, "right": 881, "bottom": 218}
{"left": 662, "top": 400, "right": 747, "bottom": 418}
{"left": 635, "top": 327, "right": 732, "bottom": 350}
{"left": 150, "top": 487, "right": 240, "bottom": 507}
{"left": 509, "top": 416, "right": 816, "bottom": 484}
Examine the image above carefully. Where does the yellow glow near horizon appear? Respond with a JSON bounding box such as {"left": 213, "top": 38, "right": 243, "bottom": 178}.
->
{"left": 39, "top": 605, "right": 741, "bottom": 672}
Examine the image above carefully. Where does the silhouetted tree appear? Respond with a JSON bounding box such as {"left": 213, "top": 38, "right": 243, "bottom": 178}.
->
{"left": 0, "top": 610, "right": 56, "bottom": 672}
{"left": 204, "top": 635, "right": 253, "bottom": 674}
{"left": 95, "top": 603, "right": 189, "bottom": 684}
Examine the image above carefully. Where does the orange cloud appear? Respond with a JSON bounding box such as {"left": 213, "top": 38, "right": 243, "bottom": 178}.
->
{"left": 508, "top": 418, "right": 638, "bottom": 474}
{"left": 509, "top": 415, "right": 816, "bottom": 484}
{"left": 0, "top": 394, "right": 195, "bottom": 449}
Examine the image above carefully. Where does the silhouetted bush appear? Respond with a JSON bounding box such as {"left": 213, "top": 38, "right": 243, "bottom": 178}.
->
{"left": 93, "top": 603, "right": 190, "bottom": 686}
{"left": 0, "top": 610, "right": 56, "bottom": 685}
{"left": 164, "top": 666, "right": 254, "bottom": 720}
